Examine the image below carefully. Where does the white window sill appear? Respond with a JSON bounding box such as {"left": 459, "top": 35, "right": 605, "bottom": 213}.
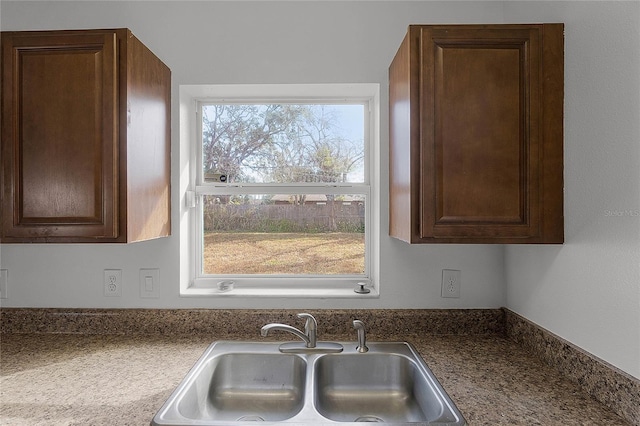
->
{"left": 181, "top": 279, "right": 379, "bottom": 298}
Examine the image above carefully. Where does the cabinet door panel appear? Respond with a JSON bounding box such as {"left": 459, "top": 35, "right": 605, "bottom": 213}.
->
{"left": 389, "top": 24, "right": 563, "bottom": 244}
{"left": 2, "top": 33, "right": 118, "bottom": 239}
{"left": 421, "top": 28, "right": 540, "bottom": 239}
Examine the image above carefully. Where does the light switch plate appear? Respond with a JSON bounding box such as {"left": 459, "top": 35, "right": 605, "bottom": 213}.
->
{"left": 140, "top": 268, "right": 160, "bottom": 298}
{"left": 0, "top": 269, "right": 8, "bottom": 299}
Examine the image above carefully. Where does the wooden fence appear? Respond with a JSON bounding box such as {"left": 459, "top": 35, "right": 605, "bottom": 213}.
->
{"left": 204, "top": 203, "right": 365, "bottom": 232}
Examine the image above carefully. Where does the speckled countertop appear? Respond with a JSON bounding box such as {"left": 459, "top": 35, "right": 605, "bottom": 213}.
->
{"left": 0, "top": 309, "right": 635, "bottom": 425}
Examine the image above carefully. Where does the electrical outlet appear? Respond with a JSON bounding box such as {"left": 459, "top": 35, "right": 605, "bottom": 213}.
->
{"left": 139, "top": 268, "right": 160, "bottom": 298}
{"left": 441, "top": 269, "right": 461, "bottom": 298}
{"left": 0, "top": 269, "right": 8, "bottom": 299}
{"left": 104, "top": 269, "right": 122, "bottom": 297}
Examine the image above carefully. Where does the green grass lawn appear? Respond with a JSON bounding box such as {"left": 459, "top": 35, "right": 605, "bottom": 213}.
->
{"left": 203, "top": 232, "right": 365, "bottom": 275}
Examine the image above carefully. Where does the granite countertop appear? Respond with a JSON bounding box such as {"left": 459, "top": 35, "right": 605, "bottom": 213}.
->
{"left": 0, "top": 331, "right": 629, "bottom": 425}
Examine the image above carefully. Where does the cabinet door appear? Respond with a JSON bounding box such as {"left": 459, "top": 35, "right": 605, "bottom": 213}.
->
{"left": 1, "top": 32, "right": 119, "bottom": 241}
{"left": 419, "top": 26, "right": 562, "bottom": 242}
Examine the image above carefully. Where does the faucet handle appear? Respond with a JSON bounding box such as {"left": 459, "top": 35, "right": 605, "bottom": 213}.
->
{"left": 297, "top": 313, "right": 317, "bottom": 347}
{"left": 297, "top": 313, "right": 317, "bottom": 331}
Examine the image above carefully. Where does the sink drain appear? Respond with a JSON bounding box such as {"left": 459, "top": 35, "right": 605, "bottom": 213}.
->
{"left": 355, "top": 416, "right": 385, "bottom": 422}
{"left": 236, "top": 415, "right": 265, "bottom": 421}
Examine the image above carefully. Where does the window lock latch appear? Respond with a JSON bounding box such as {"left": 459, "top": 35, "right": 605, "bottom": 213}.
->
{"left": 185, "top": 190, "right": 197, "bottom": 208}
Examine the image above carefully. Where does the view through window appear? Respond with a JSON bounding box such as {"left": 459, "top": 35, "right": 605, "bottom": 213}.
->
{"left": 196, "top": 102, "right": 369, "bottom": 279}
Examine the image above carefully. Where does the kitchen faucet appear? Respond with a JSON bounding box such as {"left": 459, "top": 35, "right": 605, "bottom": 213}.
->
{"left": 260, "top": 313, "right": 343, "bottom": 353}
{"left": 261, "top": 313, "right": 317, "bottom": 348}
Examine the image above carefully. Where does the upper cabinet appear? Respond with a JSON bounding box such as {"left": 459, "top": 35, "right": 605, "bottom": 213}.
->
{"left": 389, "top": 24, "right": 564, "bottom": 244}
{"left": 1, "top": 29, "right": 171, "bottom": 243}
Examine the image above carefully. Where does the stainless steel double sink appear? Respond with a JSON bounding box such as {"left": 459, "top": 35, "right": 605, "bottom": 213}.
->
{"left": 151, "top": 341, "right": 466, "bottom": 425}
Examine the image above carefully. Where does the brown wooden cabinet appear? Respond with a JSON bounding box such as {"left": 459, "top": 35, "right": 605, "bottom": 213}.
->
{"left": 1, "top": 29, "right": 171, "bottom": 243}
{"left": 389, "top": 24, "right": 564, "bottom": 244}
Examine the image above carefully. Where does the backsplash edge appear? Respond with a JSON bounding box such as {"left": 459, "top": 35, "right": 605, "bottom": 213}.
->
{"left": 0, "top": 307, "right": 505, "bottom": 336}
{"left": 505, "top": 308, "right": 639, "bottom": 426}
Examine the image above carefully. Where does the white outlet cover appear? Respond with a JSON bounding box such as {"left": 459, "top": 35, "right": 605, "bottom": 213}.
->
{"left": 104, "top": 269, "right": 122, "bottom": 297}
{"left": 441, "top": 269, "right": 461, "bottom": 298}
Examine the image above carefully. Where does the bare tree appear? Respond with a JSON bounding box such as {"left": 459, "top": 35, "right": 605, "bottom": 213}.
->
{"left": 265, "top": 105, "right": 365, "bottom": 230}
{"left": 267, "top": 105, "right": 364, "bottom": 202}
{"left": 202, "top": 104, "right": 304, "bottom": 182}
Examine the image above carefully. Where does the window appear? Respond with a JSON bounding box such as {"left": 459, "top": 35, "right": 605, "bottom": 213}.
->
{"left": 181, "top": 84, "right": 379, "bottom": 297}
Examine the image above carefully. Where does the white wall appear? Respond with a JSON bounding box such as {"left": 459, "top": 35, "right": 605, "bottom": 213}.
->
{"left": 1, "top": 1, "right": 638, "bottom": 379}
{"left": 0, "top": 1, "right": 507, "bottom": 310}
{"left": 503, "top": 2, "right": 640, "bottom": 379}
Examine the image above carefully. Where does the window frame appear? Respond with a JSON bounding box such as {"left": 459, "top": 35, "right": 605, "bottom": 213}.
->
{"left": 181, "top": 84, "right": 380, "bottom": 298}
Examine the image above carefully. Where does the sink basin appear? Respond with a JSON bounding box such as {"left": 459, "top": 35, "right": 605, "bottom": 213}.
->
{"left": 177, "top": 353, "right": 306, "bottom": 421}
{"left": 152, "top": 341, "right": 466, "bottom": 425}
{"left": 314, "top": 353, "right": 455, "bottom": 423}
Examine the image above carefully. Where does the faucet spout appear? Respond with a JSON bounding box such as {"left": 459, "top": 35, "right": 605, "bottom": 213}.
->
{"left": 260, "top": 323, "right": 312, "bottom": 347}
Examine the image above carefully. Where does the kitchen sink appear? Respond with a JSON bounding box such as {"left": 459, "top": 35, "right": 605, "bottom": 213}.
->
{"left": 151, "top": 341, "right": 466, "bottom": 425}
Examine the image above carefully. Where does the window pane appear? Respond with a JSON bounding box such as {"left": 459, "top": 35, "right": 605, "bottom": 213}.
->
{"left": 202, "top": 194, "right": 365, "bottom": 275}
{"left": 202, "top": 104, "right": 365, "bottom": 184}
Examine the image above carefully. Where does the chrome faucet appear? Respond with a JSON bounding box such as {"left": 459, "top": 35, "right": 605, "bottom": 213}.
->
{"left": 261, "top": 313, "right": 317, "bottom": 348}
{"left": 353, "top": 319, "right": 369, "bottom": 353}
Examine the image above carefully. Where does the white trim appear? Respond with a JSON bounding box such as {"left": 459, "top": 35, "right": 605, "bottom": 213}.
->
{"left": 181, "top": 83, "right": 379, "bottom": 102}
{"left": 180, "top": 83, "right": 380, "bottom": 298}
